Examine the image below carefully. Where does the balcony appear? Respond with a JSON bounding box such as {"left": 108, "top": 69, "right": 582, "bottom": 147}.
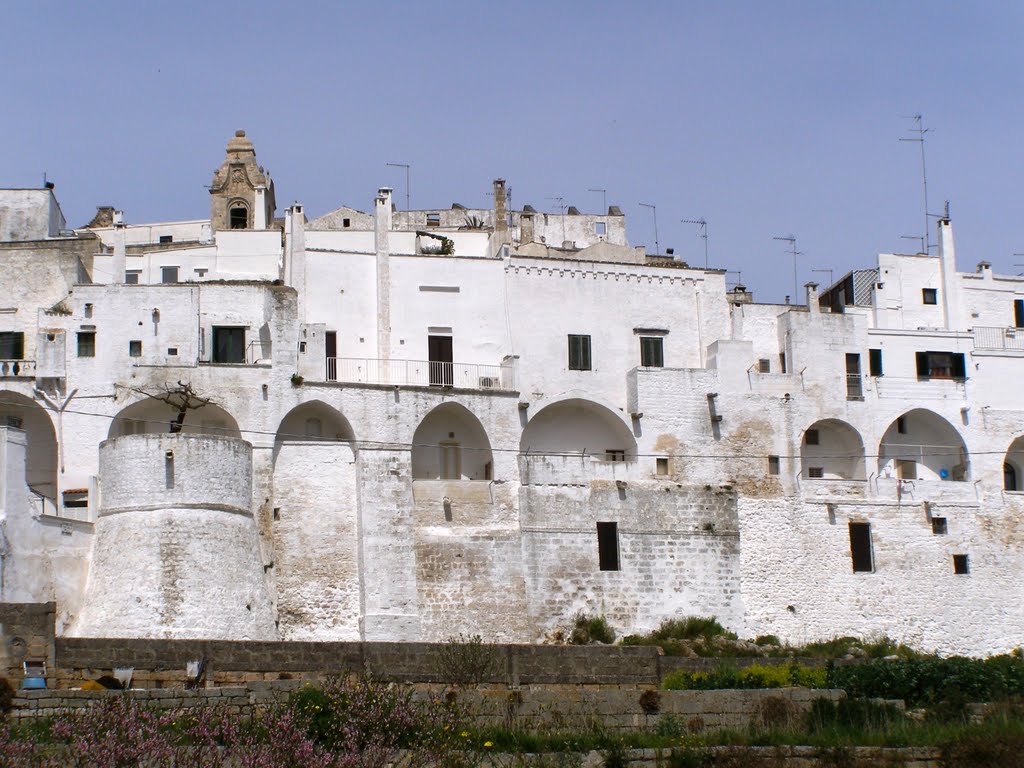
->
{"left": 973, "top": 326, "right": 1024, "bottom": 353}
{"left": 325, "top": 357, "right": 515, "bottom": 392}
{"left": 0, "top": 359, "right": 35, "bottom": 378}
{"left": 873, "top": 376, "right": 966, "bottom": 400}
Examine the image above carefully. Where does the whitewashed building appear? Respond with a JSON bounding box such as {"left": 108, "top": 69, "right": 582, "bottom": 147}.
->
{"left": 1, "top": 131, "right": 1022, "bottom": 655}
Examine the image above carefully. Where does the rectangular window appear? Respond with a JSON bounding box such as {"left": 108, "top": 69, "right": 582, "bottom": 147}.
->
{"left": 342, "top": 217, "right": 351, "bottom": 228}
{"left": 77, "top": 331, "right": 96, "bottom": 358}
{"left": 849, "top": 522, "right": 874, "bottom": 573}
{"left": 1015, "top": 299, "right": 1024, "bottom": 328}
{"left": 922, "top": 288, "right": 938, "bottom": 305}
{"left": 953, "top": 554, "right": 970, "bottom": 575}
{"left": 595, "top": 221, "right": 606, "bottom": 236}
{"left": 808, "top": 467, "right": 824, "bottom": 479}
{"left": 897, "top": 416, "right": 907, "bottom": 434}
{"left": 211, "top": 326, "right": 245, "bottom": 364}
{"left": 0, "top": 331, "right": 24, "bottom": 360}
{"left": 129, "top": 340, "right": 142, "bottom": 357}
{"left": 605, "top": 449, "right": 626, "bottom": 462}
{"left": 768, "top": 455, "right": 780, "bottom": 475}
{"left": 805, "top": 429, "right": 820, "bottom": 446}
{"left": 869, "top": 348, "right": 883, "bottom": 377}
{"left": 161, "top": 266, "right": 179, "bottom": 284}
{"left": 779, "top": 353, "right": 787, "bottom": 374}
{"left": 931, "top": 517, "right": 948, "bottom": 535}
{"left": 846, "top": 353, "right": 863, "bottom": 400}
{"left": 758, "top": 358, "right": 771, "bottom": 373}
{"left": 158, "top": 235, "right": 173, "bottom": 244}
{"left": 915, "top": 351, "right": 966, "bottom": 380}
{"left": 656, "top": 457, "right": 669, "bottom": 476}
{"left": 568, "top": 334, "right": 592, "bottom": 371}
{"left": 124, "top": 270, "right": 141, "bottom": 284}
{"left": 896, "top": 459, "right": 917, "bottom": 480}
{"left": 426, "top": 213, "right": 441, "bottom": 227}
{"left": 597, "top": 522, "right": 620, "bottom": 571}
{"left": 639, "top": 336, "right": 664, "bottom": 367}
{"left": 62, "top": 490, "right": 88, "bottom": 509}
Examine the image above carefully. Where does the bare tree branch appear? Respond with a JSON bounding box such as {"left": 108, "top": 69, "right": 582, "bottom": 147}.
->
{"left": 129, "top": 380, "right": 216, "bottom": 434}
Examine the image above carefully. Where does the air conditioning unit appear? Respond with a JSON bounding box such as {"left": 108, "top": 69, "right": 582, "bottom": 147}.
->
{"left": 478, "top": 376, "right": 496, "bottom": 388}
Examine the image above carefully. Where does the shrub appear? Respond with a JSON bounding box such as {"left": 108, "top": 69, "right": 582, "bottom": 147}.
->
{"left": 754, "top": 635, "right": 781, "bottom": 647}
{"left": 651, "top": 617, "right": 736, "bottom": 643}
{"left": 434, "top": 633, "right": 501, "bottom": 687}
{"left": 805, "top": 696, "right": 903, "bottom": 733}
{"left": 663, "top": 663, "right": 826, "bottom": 691}
{"left": 569, "top": 612, "right": 616, "bottom": 645}
{"left": 638, "top": 689, "right": 661, "bottom": 715}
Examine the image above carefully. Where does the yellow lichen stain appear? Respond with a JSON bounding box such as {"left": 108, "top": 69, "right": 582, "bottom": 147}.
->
{"left": 653, "top": 433, "right": 680, "bottom": 454}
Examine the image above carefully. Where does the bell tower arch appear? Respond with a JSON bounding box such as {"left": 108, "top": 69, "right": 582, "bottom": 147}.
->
{"left": 209, "top": 130, "right": 276, "bottom": 231}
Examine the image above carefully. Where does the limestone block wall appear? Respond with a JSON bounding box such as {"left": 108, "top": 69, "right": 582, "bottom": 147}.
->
{"left": 520, "top": 482, "right": 743, "bottom": 640}
{"left": 71, "top": 435, "right": 275, "bottom": 640}
{"left": 738, "top": 494, "right": 1024, "bottom": 655}
{"left": 272, "top": 441, "right": 359, "bottom": 640}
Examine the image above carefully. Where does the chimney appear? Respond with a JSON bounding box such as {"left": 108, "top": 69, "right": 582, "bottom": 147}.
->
{"left": 805, "top": 282, "right": 820, "bottom": 314}
{"left": 937, "top": 205, "right": 958, "bottom": 329}
{"left": 112, "top": 212, "right": 126, "bottom": 282}
{"left": 493, "top": 179, "right": 507, "bottom": 233}
{"left": 374, "top": 188, "right": 393, "bottom": 359}
{"left": 520, "top": 205, "right": 534, "bottom": 243}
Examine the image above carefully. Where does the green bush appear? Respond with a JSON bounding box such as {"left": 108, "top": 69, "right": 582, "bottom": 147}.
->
{"left": 0, "top": 677, "right": 13, "bottom": 715}
{"left": 663, "top": 663, "right": 826, "bottom": 691}
{"left": 569, "top": 611, "right": 616, "bottom": 645}
{"left": 806, "top": 696, "right": 903, "bottom": 733}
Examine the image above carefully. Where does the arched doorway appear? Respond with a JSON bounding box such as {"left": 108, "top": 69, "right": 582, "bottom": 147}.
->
{"left": 108, "top": 393, "right": 241, "bottom": 440}
{"left": 0, "top": 390, "right": 57, "bottom": 503}
{"left": 1004, "top": 436, "right": 1024, "bottom": 491}
{"left": 519, "top": 398, "right": 637, "bottom": 460}
{"left": 800, "top": 419, "right": 865, "bottom": 480}
{"left": 412, "top": 403, "right": 493, "bottom": 480}
{"left": 878, "top": 409, "right": 969, "bottom": 481}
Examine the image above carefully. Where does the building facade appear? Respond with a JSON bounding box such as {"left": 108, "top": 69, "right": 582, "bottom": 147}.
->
{"left": 1, "top": 132, "right": 1022, "bottom": 655}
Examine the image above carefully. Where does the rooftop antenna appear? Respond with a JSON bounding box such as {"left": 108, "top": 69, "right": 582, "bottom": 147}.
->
{"left": 726, "top": 270, "right": 743, "bottom": 289}
{"left": 811, "top": 268, "right": 834, "bottom": 287}
{"left": 385, "top": 162, "right": 410, "bottom": 210}
{"left": 1014, "top": 253, "right": 1024, "bottom": 276}
{"left": 773, "top": 235, "right": 802, "bottom": 301}
{"left": 899, "top": 114, "right": 933, "bottom": 253}
{"left": 900, "top": 234, "right": 925, "bottom": 254}
{"left": 682, "top": 218, "right": 708, "bottom": 268}
{"left": 546, "top": 195, "right": 567, "bottom": 244}
{"left": 639, "top": 203, "right": 659, "bottom": 255}
{"left": 587, "top": 188, "right": 607, "bottom": 213}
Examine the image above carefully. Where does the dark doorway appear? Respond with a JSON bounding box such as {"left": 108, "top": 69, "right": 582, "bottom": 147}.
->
{"left": 212, "top": 327, "right": 245, "bottom": 364}
{"left": 428, "top": 335, "right": 453, "bottom": 386}
{"left": 325, "top": 331, "right": 337, "bottom": 381}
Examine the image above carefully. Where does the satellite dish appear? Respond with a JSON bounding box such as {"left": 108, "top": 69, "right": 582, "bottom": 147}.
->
{"left": 939, "top": 468, "right": 949, "bottom": 479}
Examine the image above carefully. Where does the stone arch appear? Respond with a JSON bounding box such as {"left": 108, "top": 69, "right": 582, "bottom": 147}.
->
{"left": 411, "top": 403, "right": 493, "bottom": 480}
{"left": 107, "top": 396, "right": 241, "bottom": 440}
{"left": 520, "top": 397, "right": 637, "bottom": 460}
{"left": 1004, "top": 436, "right": 1024, "bottom": 491}
{"left": 800, "top": 418, "right": 865, "bottom": 480}
{"left": 0, "top": 390, "right": 57, "bottom": 500}
{"left": 273, "top": 400, "right": 355, "bottom": 459}
{"left": 878, "top": 409, "right": 969, "bottom": 481}
{"left": 229, "top": 199, "right": 250, "bottom": 229}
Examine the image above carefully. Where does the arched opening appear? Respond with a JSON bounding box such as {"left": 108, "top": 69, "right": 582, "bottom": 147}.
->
{"left": 108, "top": 396, "right": 241, "bottom": 440}
{"left": 800, "top": 419, "right": 865, "bottom": 480}
{"left": 1004, "top": 436, "right": 1024, "bottom": 491}
{"left": 0, "top": 390, "right": 57, "bottom": 502}
{"left": 878, "top": 409, "right": 969, "bottom": 482}
{"left": 519, "top": 398, "right": 637, "bottom": 461}
{"left": 274, "top": 401, "right": 354, "bottom": 448}
{"left": 412, "top": 403, "right": 493, "bottom": 480}
{"left": 229, "top": 203, "right": 249, "bottom": 229}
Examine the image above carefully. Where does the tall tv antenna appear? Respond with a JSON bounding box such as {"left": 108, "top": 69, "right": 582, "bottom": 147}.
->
{"left": 811, "top": 268, "right": 833, "bottom": 287}
{"left": 588, "top": 188, "right": 607, "bottom": 213}
{"left": 773, "top": 235, "right": 802, "bottom": 301}
{"left": 899, "top": 114, "right": 932, "bottom": 253}
{"left": 682, "top": 218, "right": 708, "bottom": 268}
{"left": 639, "top": 203, "right": 659, "bottom": 256}
{"left": 546, "top": 196, "right": 567, "bottom": 244}
{"left": 385, "top": 162, "right": 411, "bottom": 210}
{"left": 900, "top": 234, "right": 925, "bottom": 254}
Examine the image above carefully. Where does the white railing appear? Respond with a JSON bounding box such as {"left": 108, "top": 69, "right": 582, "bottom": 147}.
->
{"left": 326, "top": 357, "right": 514, "bottom": 391}
{"left": 873, "top": 376, "right": 966, "bottom": 400}
{"left": 0, "top": 359, "right": 35, "bottom": 378}
{"left": 973, "top": 326, "right": 1024, "bottom": 352}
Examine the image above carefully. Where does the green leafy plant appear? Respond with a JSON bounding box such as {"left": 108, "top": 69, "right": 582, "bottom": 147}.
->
{"left": 290, "top": 373, "right": 304, "bottom": 386}
{"left": 568, "top": 611, "right": 616, "bottom": 645}
{"left": 434, "top": 633, "right": 501, "bottom": 687}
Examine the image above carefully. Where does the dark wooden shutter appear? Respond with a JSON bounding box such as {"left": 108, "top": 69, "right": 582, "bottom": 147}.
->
{"left": 915, "top": 352, "right": 930, "bottom": 379}
{"left": 1015, "top": 299, "right": 1024, "bottom": 328}
{"left": 849, "top": 522, "right": 873, "bottom": 573}
{"left": 869, "top": 348, "right": 883, "bottom": 377}
{"left": 951, "top": 353, "right": 966, "bottom": 380}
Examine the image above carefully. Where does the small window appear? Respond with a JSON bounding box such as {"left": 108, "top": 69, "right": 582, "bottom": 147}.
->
{"left": 768, "top": 455, "right": 780, "bottom": 475}
{"left": 656, "top": 457, "right": 669, "bottom": 476}
{"left": 211, "top": 326, "right": 245, "bottom": 364}
{"left": 0, "top": 331, "right": 24, "bottom": 360}
{"left": 869, "top": 348, "right": 883, "bottom": 377}
{"left": 230, "top": 206, "right": 248, "bottom": 229}
{"left": 62, "top": 490, "right": 88, "bottom": 509}
{"left": 304, "top": 417, "right": 323, "bottom": 438}
{"left": 426, "top": 213, "right": 441, "bottom": 227}
{"left": 124, "top": 270, "right": 141, "bottom": 285}
{"left": 953, "top": 554, "right": 970, "bottom": 575}
{"left": 167, "top": 347, "right": 178, "bottom": 356}
{"left": 342, "top": 217, "right": 351, "bottom": 228}
{"left": 161, "top": 266, "right": 179, "bottom": 284}
{"left": 915, "top": 351, "right": 966, "bottom": 380}
{"left": 931, "top": 517, "right": 948, "bottom": 535}
{"left": 597, "top": 522, "right": 620, "bottom": 571}
{"left": 805, "top": 429, "right": 820, "bottom": 446}
{"left": 84, "top": 303, "right": 93, "bottom": 319}
{"left": 897, "top": 416, "right": 907, "bottom": 434}
{"left": 758, "top": 358, "right": 771, "bottom": 373}
{"left": 849, "top": 522, "right": 874, "bottom": 573}
{"left": 1015, "top": 299, "right": 1024, "bottom": 329}
{"left": 194, "top": 268, "right": 208, "bottom": 277}
{"left": 129, "top": 340, "right": 142, "bottom": 357}
{"left": 77, "top": 331, "right": 96, "bottom": 358}
{"left": 922, "top": 288, "right": 938, "bottom": 305}
{"left": 808, "top": 467, "right": 824, "bottom": 479}
{"left": 1005, "top": 462, "right": 1018, "bottom": 491}
{"left": 158, "top": 235, "right": 173, "bottom": 244}
{"left": 605, "top": 449, "right": 626, "bottom": 462}
{"left": 568, "top": 334, "right": 592, "bottom": 371}
{"left": 595, "top": 221, "right": 606, "bottom": 236}
{"left": 896, "top": 459, "right": 917, "bottom": 480}
{"left": 640, "top": 336, "right": 664, "bottom": 367}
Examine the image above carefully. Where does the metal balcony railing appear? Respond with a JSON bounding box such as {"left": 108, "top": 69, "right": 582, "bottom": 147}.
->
{"left": 0, "top": 359, "right": 35, "bottom": 378}
{"left": 973, "top": 326, "right": 1024, "bottom": 352}
{"left": 325, "top": 357, "right": 514, "bottom": 391}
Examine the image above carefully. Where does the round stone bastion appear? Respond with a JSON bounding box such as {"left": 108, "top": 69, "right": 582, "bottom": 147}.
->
{"left": 70, "top": 434, "right": 276, "bottom": 640}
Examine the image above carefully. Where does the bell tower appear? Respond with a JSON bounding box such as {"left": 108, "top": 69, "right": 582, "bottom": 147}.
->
{"left": 209, "top": 130, "right": 276, "bottom": 231}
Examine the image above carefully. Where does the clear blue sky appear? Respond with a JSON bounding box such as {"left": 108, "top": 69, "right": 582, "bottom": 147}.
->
{"left": 4, "top": 2, "right": 1023, "bottom": 301}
